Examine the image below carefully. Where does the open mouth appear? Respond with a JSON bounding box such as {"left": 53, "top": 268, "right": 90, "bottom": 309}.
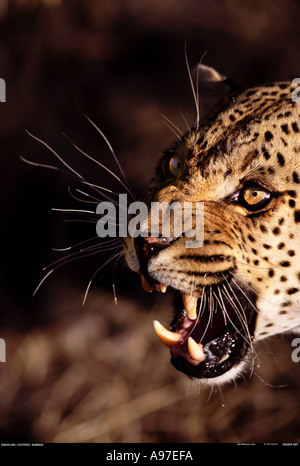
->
{"left": 141, "top": 275, "right": 257, "bottom": 380}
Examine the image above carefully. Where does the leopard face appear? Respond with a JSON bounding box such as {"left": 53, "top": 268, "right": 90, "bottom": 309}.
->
{"left": 124, "top": 65, "right": 300, "bottom": 384}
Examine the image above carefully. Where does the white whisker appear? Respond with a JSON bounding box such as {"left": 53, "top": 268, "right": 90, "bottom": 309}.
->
{"left": 160, "top": 114, "right": 183, "bottom": 138}
{"left": 63, "top": 133, "right": 135, "bottom": 200}
{"left": 32, "top": 269, "right": 55, "bottom": 297}
{"left": 82, "top": 250, "right": 123, "bottom": 306}
{"left": 80, "top": 113, "right": 136, "bottom": 200}
{"left": 184, "top": 41, "right": 200, "bottom": 130}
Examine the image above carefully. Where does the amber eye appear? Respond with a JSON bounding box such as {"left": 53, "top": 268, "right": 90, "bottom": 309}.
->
{"left": 239, "top": 183, "right": 272, "bottom": 211}
{"left": 167, "top": 154, "right": 184, "bottom": 178}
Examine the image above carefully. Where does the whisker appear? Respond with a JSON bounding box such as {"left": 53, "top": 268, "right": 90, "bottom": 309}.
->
{"left": 112, "top": 251, "right": 124, "bottom": 307}
{"left": 221, "top": 281, "right": 253, "bottom": 350}
{"left": 52, "top": 237, "right": 120, "bottom": 252}
{"left": 32, "top": 269, "right": 55, "bottom": 297}
{"left": 199, "top": 286, "right": 214, "bottom": 344}
{"left": 184, "top": 41, "right": 200, "bottom": 130}
{"left": 67, "top": 186, "right": 98, "bottom": 205}
{"left": 216, "top": 287, "right": 227, "bottom": 326}
{"left": 181, "top": 113, "right": 191, "bottom": 133}
{"left": 52, "top": 207, "right": 96, "bottom": 214}
{"left": 160, "top": 114, "right": 183, "bottom": 139}
{"left": 82, "top": 249, "right": 124, "bottom": 306}
{"left": 229, "top": 276, "right": 259, "bottom": 314}
{"left": 80, "top": 112, "right": 136, "bottom": 201}
{"left": 196, "top": 51, "right": 208, "bottom": 124}
{"left": 42, "top": 241, "right": 122, "bottom": 273}
{"left": 63, "top": 132, "right": 135, "bottom": 201}
{"left": 23, "top": 133, "right": 120, "bottom": 206}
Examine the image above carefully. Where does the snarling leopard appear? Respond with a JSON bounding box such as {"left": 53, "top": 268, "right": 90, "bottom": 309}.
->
{"left": 124, "top": 64, "right": 300, "bottom": 385}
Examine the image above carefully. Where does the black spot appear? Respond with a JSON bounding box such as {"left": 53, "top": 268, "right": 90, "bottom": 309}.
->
{"left": 294, "top": 210, "right": 300, "bottom": 223}
{"left": 280, "top": 276, "right": 287, "bottom": 282}
{"left": 254, "top": 260, "right": 260, "bottom": 266}
{"left": 279, "top": 218, "right": 285, "bottom": 225}
{"left": 293, "top": 172, "right": 300, "bottom": 183}
{"left": 268, "top": 167, "right": 275, "bottom": 175}
{"left": 280, "top": 261, "right": 291, "bottom": 267}
{"left": 260, "top": 225, "right": 268, "bottom": 232}
{"left": 287, "top": 288, "right": 299, "bottom": 295}
{"left": 279, "top": 310, "right": 287, "bottom": 314}
{"left": 272, "top": 227, "right": 280, "bottom": 235}
{"left": 292, "top": 122, "right": 299, "bottom": 132}
{"left": 262, "top": 146, "right": 271, "bottom": 160}
{"left": 289, "top": 199, "right": 295, "bottom": 208}
{"left": 287, "top": 190, "right": 297, "bottom": 198}
{"left": 248, "top": 234, "right": 255, "bottom": 243}
{"left": 277, "top": 152, "right": 285, "bottom": 166}
{"left": 264, "top": 131, "right": 273, "bottom": 141}
{"left": 263, "top": 244, "right": 272, "bottom": 249}
{"left": 278, "top": 242, "right": 285, "bottom": 249}
{"left": 281, "top": 124, "right": 289, "bottom": 134}
{"left": 288, "top": 250, "right": 295, "bottom": 257}
{"left": 268, "top": 269, "right": 275, "bottom": 277}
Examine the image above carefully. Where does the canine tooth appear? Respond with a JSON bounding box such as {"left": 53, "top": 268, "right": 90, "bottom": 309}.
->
{"left": 182, "top": 293, "right": 198, "bottom": 320}
{"left": 160, "top": 284, "right": 167, "bottom": 293}
{"left": 153, "top": 320, "right": 182, "bottom": 347}
{"left": 188, "top": 337, "right": 206, "bottom": 362}
{"left": 141, "top": 275, "right": 153, "bottom": 293}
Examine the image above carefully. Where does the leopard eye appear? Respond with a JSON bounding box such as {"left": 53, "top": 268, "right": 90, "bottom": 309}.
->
{"left": 239, "top": 183, "right": 272, "bottom": 211}
{"left": 168, "top": 154, "right": 184, "bottom": 178}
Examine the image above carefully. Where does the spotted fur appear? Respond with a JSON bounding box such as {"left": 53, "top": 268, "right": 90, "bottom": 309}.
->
{"left": 124, "top": 65, "right": 300, "bottom": 383}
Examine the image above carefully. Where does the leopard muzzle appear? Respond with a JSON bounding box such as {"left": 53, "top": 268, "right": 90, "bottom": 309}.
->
{"left": 134, "top": 235, "right": 258, "bottom": 382}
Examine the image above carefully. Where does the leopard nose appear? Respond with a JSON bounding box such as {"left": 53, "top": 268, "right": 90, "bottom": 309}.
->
{"left": 136, "top": 236, "right": 171, "bottom": 261}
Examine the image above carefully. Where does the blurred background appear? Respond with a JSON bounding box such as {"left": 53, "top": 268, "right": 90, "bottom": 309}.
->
{"left": 0, "top": 0, "right": 300, "bottom": 443}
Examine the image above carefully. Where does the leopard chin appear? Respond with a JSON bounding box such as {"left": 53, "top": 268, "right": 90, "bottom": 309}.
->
{"left": 140, "top": 273, "right": 257, "bottom": 383}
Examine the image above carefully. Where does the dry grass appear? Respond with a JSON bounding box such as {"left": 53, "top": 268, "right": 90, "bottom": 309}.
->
{"left": 0, "top": 287, "right": 299, "bottom": 443}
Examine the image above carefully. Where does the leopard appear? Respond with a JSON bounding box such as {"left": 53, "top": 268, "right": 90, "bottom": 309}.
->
{"left": 124, "top": 64, "right": 300, "bottom": 385}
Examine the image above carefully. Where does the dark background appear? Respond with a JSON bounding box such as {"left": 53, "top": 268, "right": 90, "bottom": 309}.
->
{"left": 0, "top": 0, "right": 300, "bottom": 443}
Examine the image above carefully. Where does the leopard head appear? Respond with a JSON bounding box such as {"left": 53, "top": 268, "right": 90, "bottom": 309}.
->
{"left": 124, "top": 65, "right": 300, "bottom": 384}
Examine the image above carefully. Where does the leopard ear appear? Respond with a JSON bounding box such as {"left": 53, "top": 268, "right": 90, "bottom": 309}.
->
{"left": 192, "top": 64, "right": 240, "bottom": 123}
